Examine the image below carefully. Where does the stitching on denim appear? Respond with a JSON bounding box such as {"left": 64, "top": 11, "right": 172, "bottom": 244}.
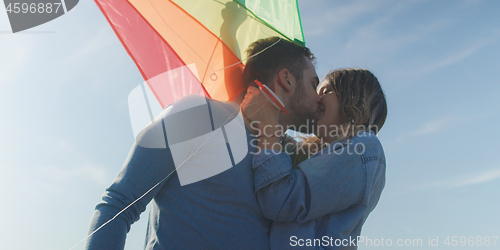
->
{"left": 254, "top": 153, "right": 292, "bottom": 190}
{"left": 252, "top": 153, "right": 287, "bottom": 172}
{"left": 255, "top": 169, "right": 293, "bottom": 191}
{"left": 360, "top": 154, "right": 366, "bottom": 163}
{"left": 315, "top": 216, "right": 328, "bottom": 249}
{"left": 255, "top": 169, "right": 288, "bottom": 188}
{"left": 361, "top": 155, "right": 382, "bottom": 164}
{"left": 257, "top": 152, "right": 288, "bottom": 167}
{"left": 352, "top": 155, "right": 368, "bottom": 208}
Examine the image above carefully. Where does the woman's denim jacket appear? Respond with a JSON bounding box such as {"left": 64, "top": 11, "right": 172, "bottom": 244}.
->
{"left": 253, "top": 130, "right": 386, "bottom": 249}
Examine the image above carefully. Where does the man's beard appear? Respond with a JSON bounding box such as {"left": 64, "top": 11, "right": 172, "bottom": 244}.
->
{"left": 285, "top": 87, "right": 317, "bottom": 134}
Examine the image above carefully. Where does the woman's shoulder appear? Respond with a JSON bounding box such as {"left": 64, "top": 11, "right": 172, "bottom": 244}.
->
{"left": 326, "top": 130, "right": 382, "bottom": 150}
{"left": 352, "top": 130, "right": 385, "bottom": 162}
{"left": 352, "top": 130, "right": 381, "bottom": 144}
{"left": 311, "top": 130, "right": 385, "bottom": 163}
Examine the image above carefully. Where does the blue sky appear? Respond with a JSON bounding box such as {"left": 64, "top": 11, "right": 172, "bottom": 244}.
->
{"left": 1, "top": 0, "right": 499, "bottom": 249}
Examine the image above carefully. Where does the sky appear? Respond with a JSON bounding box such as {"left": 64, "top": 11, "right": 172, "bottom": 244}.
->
{"left": 1, "top": 0, "right": 499, "bottom": 249}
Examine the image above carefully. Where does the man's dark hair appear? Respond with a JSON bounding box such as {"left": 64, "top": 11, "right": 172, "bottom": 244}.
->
{"left": 243, "top": 37, "right": 315, "bottom": 89}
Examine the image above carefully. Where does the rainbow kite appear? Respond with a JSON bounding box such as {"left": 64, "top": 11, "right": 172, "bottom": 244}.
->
{"left": 95, "top": 0, "right": 305, "bottom": 137}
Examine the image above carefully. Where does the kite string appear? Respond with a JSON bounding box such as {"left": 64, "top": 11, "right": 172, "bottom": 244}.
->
{"left": 69, "top": 106, "right": 242, "bottom": 250}
{"left": 69, "top": 170, "right": 174, "bottom": 250}
{"left": 241, "top": 99, "right": 270, "bottom": 119}
{"left": 211, "top": 37, "right": 281, "bottom": 76}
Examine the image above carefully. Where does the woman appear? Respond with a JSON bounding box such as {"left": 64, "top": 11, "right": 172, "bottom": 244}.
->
{"left": 243, "top": 68, "right": 387, "bottom": 249}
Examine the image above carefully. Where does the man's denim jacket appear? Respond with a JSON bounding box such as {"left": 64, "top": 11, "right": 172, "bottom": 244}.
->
{"left": 253, "top": 131, "right": 386, "bottom": 249}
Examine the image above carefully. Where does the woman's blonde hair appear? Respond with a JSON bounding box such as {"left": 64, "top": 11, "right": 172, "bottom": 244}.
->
{"left": 294, "top": 68, "right": 387, "bottom": 163}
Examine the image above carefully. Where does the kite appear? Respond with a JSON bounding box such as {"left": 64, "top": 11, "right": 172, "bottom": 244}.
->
{"left": 94, "top": 0, "right": 306, "bottom": 137}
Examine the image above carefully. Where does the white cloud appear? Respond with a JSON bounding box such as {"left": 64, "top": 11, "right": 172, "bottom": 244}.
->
{"left": 421, "top": 168, "right": 500, "bottom": 190}
{"left": 392, "top": 167, "right": 500, "bottom": 198}
{"left": 0, "top": 38, "right": 34, "bottom": 88}
{"left": 339, "top": 9, "right": 451, "bottom": 64}
{"left": 393, "top": 116, "right": 455, "bottom": 142}
{"left": 0, "top": 2, "right": 11, "bottom": 31}
{"left": 64, "top": 26, "right": 116, "bottom": 64}
{"left": 410, "top": 116, "right": 455, "bottom": 136}
{"left": 1, "top": 129, "right": 112, "bottom": 186}
{"left": 408, "top": 37, "right": 499, "bottom": 75}
{"left": 300, "top": 0, "right": 388, "bottom": 37}
{"left": 40, "top": 165, "right": 110, "bottom": 186}
{"left": 390, "top": 116, "right": 456, "bottom": 144}
{"left": 26, "top": 135, "right": 112, "bottom": 186}
{"left": 452, "top": 168, "right": 500, "bottom": 187}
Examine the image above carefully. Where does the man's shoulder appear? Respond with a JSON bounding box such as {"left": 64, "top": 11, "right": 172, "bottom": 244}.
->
{"left": 137, "top": 93, "right": 247, "bottom": 150}
{"left": 157, "top": 94, "right": 241, "bottom": 135}
{"left": 156, "top": 95, "right": 238, "bottom": 119}
{"left": 136, "top": 95, "right": 213, "bottom": 149}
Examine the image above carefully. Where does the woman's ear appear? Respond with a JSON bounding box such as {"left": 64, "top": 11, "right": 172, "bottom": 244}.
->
{"left": 277, "top": 68, "right": 293, "bottom": 92}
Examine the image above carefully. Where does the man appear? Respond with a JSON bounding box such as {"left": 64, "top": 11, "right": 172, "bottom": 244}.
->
{"left": 85, "top": 37, "right": 321, "bottom": 249}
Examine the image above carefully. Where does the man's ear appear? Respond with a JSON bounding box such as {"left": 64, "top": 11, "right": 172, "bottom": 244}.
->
{"left": 277, "top": 68, "right": 293, "bottom": 92}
